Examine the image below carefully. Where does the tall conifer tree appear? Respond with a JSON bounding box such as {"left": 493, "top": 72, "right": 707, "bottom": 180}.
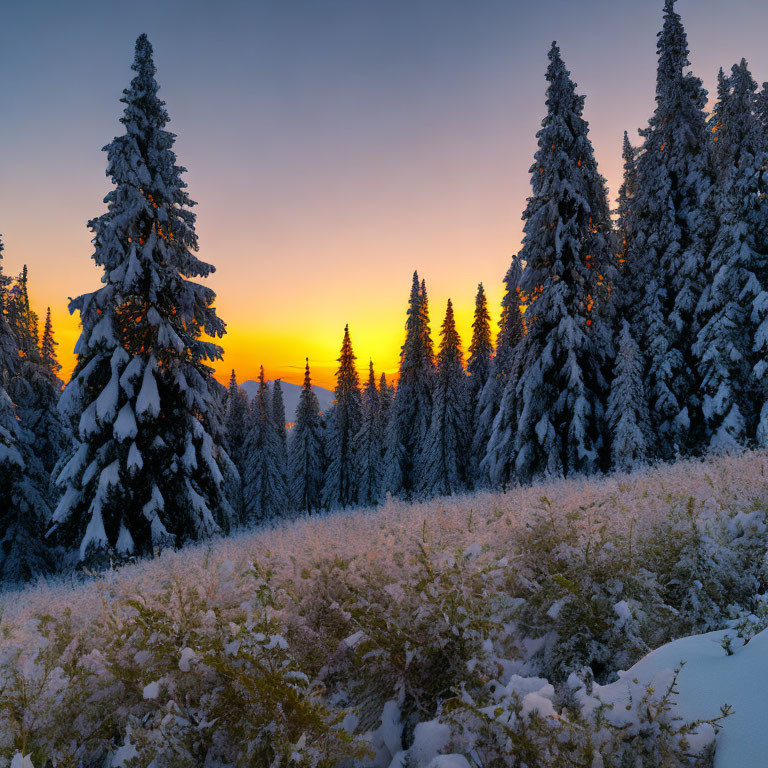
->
{"left": 271, "top": 379, "right": 290, "bottom": 500}
{"left": 289, "top": 359, "right": 324, "bottom": 513}
{"left": 608, "top": 131, "right": 651, "bottom": 468}
{"left": 383, "top": 272, "right": 435, "bottom": 497}
{"left": 419, "top": 299, "right": 469, "bottom": 497}
{"left": 222, "top": 369, "right": 249, "bottom": 515}
{"left": 379, "top": 371, "right": 394, "bottom": 431}
{"left": 503, "top": 43, "right": 614, "bottom": 483}
{"left": 5, "top": 270, "right": 70, "bottom": 507}
{"left": 41, "top": 308, "right": 61, "bottom": 376}
{"left": 615, "top": 132, "right": 641, "bottom": 315}
{"left": 354, "top": 360, "right": 384, "bottom": 506}
{"left": 474, "top": 256, "right": 525, "bottom": 487}
{"left": 0, "top": 237, "right": 54, "bottom": 581}
{"left": 52, "top": 35, "right": 232, "bottom": 563}
{"left": 467, "top": 284, "right": 493, "bottom": 412}
{"left": 224, "top": 369, "right": 250, "bottom": 474}
{"left": 6, "top": 265, "right": 40, "bottom": 357}
{"left": 242, "top": 366, "right": 290, "bottom": 521}
{"left": 607, "top": 320, "right": 652, "bottom": 471}
{"left": 322, "top": 325, "right": 363, "bottom": 509}
{"left": 631, "top": 0, "right": 714, "bottom": 456}
{"left": 695, "top": 61, "right": 768, "bottom": 447}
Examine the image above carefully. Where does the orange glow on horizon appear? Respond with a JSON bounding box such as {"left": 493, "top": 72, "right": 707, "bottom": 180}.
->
{"left": 17, "top": 260, "right": 505, "bottom": 392}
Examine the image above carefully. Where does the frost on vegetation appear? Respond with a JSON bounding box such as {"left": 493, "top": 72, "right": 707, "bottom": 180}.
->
{"left": 3, "top": 452, "right": 768, "bottom": 766}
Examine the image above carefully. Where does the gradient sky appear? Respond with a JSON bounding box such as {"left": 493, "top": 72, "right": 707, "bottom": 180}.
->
{"left": 2, "top": 0, "right": 768, "bottom": 389}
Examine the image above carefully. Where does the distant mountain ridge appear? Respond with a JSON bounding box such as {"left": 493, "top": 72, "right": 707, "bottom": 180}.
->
{"left": 240, "top": 379, "right": 335, "bottom": 423}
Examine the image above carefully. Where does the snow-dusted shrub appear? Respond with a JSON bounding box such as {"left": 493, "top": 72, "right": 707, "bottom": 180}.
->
{"left": 5, "top": 451, "right": 768, "bottom": 766}
{"left": 0, "top": 560, "right": 368, "bottom": 768}
{"left": 509, "top": 488, "right": 768, "bottom": 684}
{"left": 338, "top": 544, "right": 503, "bottom": 748}
{"left": 0, "top": 606, "right": 115, "bottom": 768}
{"left": 512, "top": 499, "right": 670, "bottom": 683}
{"left": 440, "top": 664, "right": 729, "bottom": 768}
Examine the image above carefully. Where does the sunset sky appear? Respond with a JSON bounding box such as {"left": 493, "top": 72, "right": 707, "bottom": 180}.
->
{"left": 2, "top": 0, "right": 768, "bottom": 389}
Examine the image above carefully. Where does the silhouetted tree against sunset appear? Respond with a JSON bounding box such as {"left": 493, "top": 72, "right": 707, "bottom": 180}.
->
{"left": 322, "top": 325, "right": 363, "bottom": 509}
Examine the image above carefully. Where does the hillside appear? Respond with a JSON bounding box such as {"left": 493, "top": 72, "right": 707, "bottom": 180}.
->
{"left": 3, "top": 451, "right": 768, "bottom": 767}
{"left": 240, "top": 379, "right": 335, "bottom": 422}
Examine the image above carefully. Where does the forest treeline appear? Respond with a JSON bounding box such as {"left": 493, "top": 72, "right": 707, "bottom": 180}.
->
{"left": 2, "top": 0, "right": 768, "bottom": 579}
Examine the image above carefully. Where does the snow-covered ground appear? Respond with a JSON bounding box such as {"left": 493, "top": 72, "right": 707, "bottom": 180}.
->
{"left": 607, "top": 628, "right": 767, "bottom": 768}
{"left": 3, "top": 450, "right": 768, "bottom": 766}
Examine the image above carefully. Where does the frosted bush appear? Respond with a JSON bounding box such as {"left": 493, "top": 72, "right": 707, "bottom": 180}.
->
{"left": 439, "top": 664, "right": 729, "bottom": 767}
{"left": 3, "top": 451, "right": 768, "bottom": 765}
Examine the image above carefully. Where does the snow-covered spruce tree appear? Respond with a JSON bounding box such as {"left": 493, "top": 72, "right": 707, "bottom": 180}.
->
{"left": 6, "top": 265, "right": 40, "bottom": 357}
{"left": 607, "top": 320, "right": 652, "bottom": 471}
{"left": 39, "top": 307, "right": 72, "bottom": 480}
{"left": 354, "top": 360, "right": 384, "bottom": 506}
{"left": 506, "top": 43, "right": 615, "bottom": 483}
{"left": 0, "top": 237, "right": 54, "bottom": 582}
{"left": 474, "top": 255, "right": 525, "bottom": 487}
{"left": 630, "top": 0, "right": 714, "bottom": 457}
{"left": 289, "top": 359, "right": 324, "bottom": 513}
{"left": 695, "top": 61, "right": 768, "bottom": 448}
{"left": 6, "top": 273, "right": 71, "bottom": 499}
{"left": 242, "top": 366, "right": 290, "bottom": 522}
{"left": 709, "top": 68, "right": 732, "bottom": 177}
{"left": 271, "top": 379, "right": 290, "bottom": 496}
{"left": 322, "top": 325, "right": 363, "bottom": 510}
{"left": 606, "top": 132, "right": 652, "bottom": 470}
{"left": 614, "top": 131, "right": 642, "bottom": 316}
{"left": 419, "top": 299, "right": 469, "bottom": 497}
{"left": 383, "top": 272, "right": 435, "bottom": 497}
{"left": 41, "top": 307, "right": 61, "bottom": 376}
{"left": 379, "top": 371, "right": 394, "bottom": 430}
{"left": 467, "top": 283, "right": 493, "bottom": 415}
{"left": 224, "top": 369, "right": 251, "bottom": 474}
{"left": 51, "top": 35, "right": 233, "bottom": 564}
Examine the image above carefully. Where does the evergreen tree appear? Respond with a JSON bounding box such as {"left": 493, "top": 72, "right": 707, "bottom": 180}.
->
{"left": 322, "top": 325, "right": 363, "bottom": 509}
{"left": 607, "top": 320, "right": 652, "bottom": 471}
{"left": 615, "top": 132, "right": 641, "bottom": 315}
{"left": 222, "top": 369, "right": 249, "bottom": 515}
{"left": 467, "top": 283, "right": 493, "bottom": 411}
{"left": 272, "top": 379, "right": 288, "bottom": 436}
{"left": 6, "top": 265, "right": 40, "bottom": 357}
{"left": 224, "top": 369, "right": 250, "bottom": 473}
{"left": 41, "top": 307, "right": 61, "bottom": 376}
{"left": 271, "top": 379, "right": 290, "bottom": 500}
{"left": 289, "top": 359, "right": 324, "bottom": 513}
{"left": 505, "top": 43, "right": 614, "bottom": 483}
{"left": 383, "top": 272, "right": 435, "bottom": 497}
{"left": 496, "top": 255, "right": 526, "bottom": 376}
{"left": 695, "top": 61, "right": 768, "bottom": 448}
{"left": 242, "top": 366, "right": 290, "bottom": 521}
{"left": 354, "top": 360, "right": 384, "bottom": 506}
{"left": 474, "top": 255, "right": 525, "bottom": 487}
{"left": 0, "top": 237, "right": 54, "bottom": 582}
{"left": 379, "top": 371, "right": 394, "bottom": 429}
{"left": 419, "top": 299, "right": 469, "bottom": 497}
{"left": 52, "top": 35, "right": 233, "bottom": 564}
{"left": 709, "top": 68, "right": 732, "bottom": 176}
{"left": 5, "top": 272, "right": 70, "bottom": 506}
{"left": 631, "top": 0, "right": 714, "bottom": 456}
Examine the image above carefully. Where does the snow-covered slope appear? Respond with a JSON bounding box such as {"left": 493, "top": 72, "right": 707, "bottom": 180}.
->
{"left": 603, "top": 628, "right": 766, "bottom": 768}
{"left": 4, "top": 451, "right": 768, "bottom": 766}
{"left": 240, "top": 379, "right": 334, "bottom": 422}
